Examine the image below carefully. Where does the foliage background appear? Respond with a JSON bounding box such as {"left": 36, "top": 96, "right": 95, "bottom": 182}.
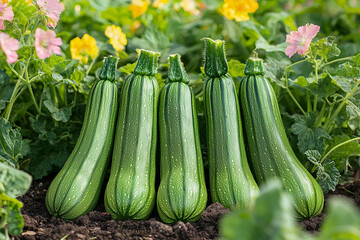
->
{"left": 0, "top": 0, "right": 359, "bottom": 188}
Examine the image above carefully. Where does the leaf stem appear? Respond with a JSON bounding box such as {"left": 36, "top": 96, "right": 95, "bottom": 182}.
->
{"left": 284, "top": 59, "right": 308, "bottom": 87}
{"left": 307, "top": 91, "right": 312, "bottom": 112}
{"left": 315, "top": 102, "right": 326, "bottom": 126}
{"left": 323, "top": 80, "right": 360, "bottom": 131}
{"left": 85, "top": 42, "right": 106, "bottom": 76}
{"left": 3, "top": 80, "right": 23, "bottom": 120}
{"left": 24, "top": 55, "right": 42, "bottom": 115}
{"left": 8, "top": 64, "right": 27, "bottom": 82}
{"left": 284, "top": 59, "right": 307, "bottom": 115}
{"left": 26, "top": 82, "right": 42, "bottom": 115}
{"left": 319, "top": 137, "right": 360, "bottom": 164}
{"left": 323, "top": 56, "right": 353, "bottom": 67}
{"left": 286, "top": 88, "right": 306, "bottom": 115}
{"left": 29, "top": 73, "right": 45, "bottom": 83}
{"left": 313, "top": 59, "right": 319, "bottom": 111}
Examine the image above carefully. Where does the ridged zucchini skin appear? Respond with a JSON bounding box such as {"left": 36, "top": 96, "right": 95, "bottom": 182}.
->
{"left": 45, "top": 57, "right": 119, "bottom": 220}
{"left": 157, "top": 54, "right": 207, "bottom": 224}
{"left": 104, "top": 50, "right": 160, "bottom": 220}
{"left": 239, "top": 58, "right": 324, "bottom": 219}
{"left": 202, "top": 38, "right": 259, "bottom": 209}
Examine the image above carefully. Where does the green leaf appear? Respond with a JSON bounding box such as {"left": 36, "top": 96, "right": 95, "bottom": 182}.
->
{"left": 220, "top": 181, "right": 307, "bottom": 240}
{"left": 346, "top": 98, "right": 360, "bottom": 120}
{"left": 336, "top": 62, "right": 360, "bottom": 79}
{"left": 352, "top": 53, "right": 360, "bottom": 66}
{"left": 0, "top": 101, "right": 6, "bottom": 112}
{"left": 316, "top": 161, "right": 340, "bottom": 194}
{"left": 318, "top": 197, "right": 360, "bottom": 240}
{"left": 0, "top": 71, "right": 13, "bottom": 112}
{"left": 89, "top": 0, "right": 111, "bottom": 10}
{"left": 43, "top": 100, "right": 72, "bottom": 123}
{"left": 70, "top": 68, "right": 85, "bottom": 92}
{"left": 304, "top": 150, "right": 321, "bottom": 166}
{"left": 155, "top": 73, "right": 165, "bottom": 90}
{"left": 264, "top": 52, "right": 291, "bottom": 87}
{"left": 0, "top": 193, "right": 24, "bottom": 238}
{"left": 119, "top": 62, "right": 137, "bottom": 75}
{"left": 228, "top": 60, "right": 245, "bottom": 78}
{"left": 16, "top": 46, "right": 33, "bottom": 62}
{"left": 291, "top": 114, "right": 332, "bottom": 154}
{"left": 0, "top": 118, "right": 29, "bottom": 168}
{"left": 255, "top": 36, "right": 288, "bottom": 53}
{"left": 27, "top": 116, "right": 74, "bottom": 179}
{"left": 325, "top": 135, "right": 360, "bottom": 160}
{"left": 52, "top": 73, "right": 64, "bottom": 81}
{"left": 5, "top": 204, "right": 23, "bottom": 236}
{"left": 8, "top": 0, "right": 37, "bottom": 27}
{"left": 0, "top": 162, "right": 32, "bottom": 198}
{"left": 311, "top": 36, "right": 341, "bottom": 61}
{"left": 100, "top": 6, "right": 133, "bottom": 25}
{"left": 306, "top": 74, "right": 338, "bottom": 98}
{"left": 129, "top": 26, "right": 171, "bottom": 60}
{"left": 330, "top": 75, "right": 352, "bottom": 93}
{"left": 294, "top": 76, "right": 308, "bottom": 88}
{"left": 0, "top": 173, "right": 28, "bottom": 239}
{"left": 28, "top": 140, "right": 69, "bottom": 179}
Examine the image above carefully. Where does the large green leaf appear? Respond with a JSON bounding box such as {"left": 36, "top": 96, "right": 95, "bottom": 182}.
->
{"left": 316, "top": 161, "right": 340, "bottom": 194}
{"left": 318, "top": 198, "right": 360, "bottom": 240}
{"left": 0, "top": 163, "right": 32, "bottom": 198}
{"left": 220, "top": 181, "right": 307, "bottom": 240}
{"left": 291, "top": 114, "right": 332, "bottom": 154}
{"left": 0, "top": 118, "right": 29, "bottom": 168}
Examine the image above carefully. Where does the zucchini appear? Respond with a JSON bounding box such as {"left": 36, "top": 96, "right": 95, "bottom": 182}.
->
{"left": 157, "top": 54, "right": 207, "bottom": 224}
{"left": 104, "top": 50, "right": 160, "bottom": 220}
{"left": 45, "top": 57, "right": 119, "bottom": 220}
{"left": 239, "top": 58, "right": 324, "bottom": 219}
{"left": 203, "top": 38, "right": 259, "bottom": 209}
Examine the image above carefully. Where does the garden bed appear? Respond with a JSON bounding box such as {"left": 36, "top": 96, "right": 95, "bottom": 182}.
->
{"left": 15, "top": 176, "right": 360, "bottom": 240}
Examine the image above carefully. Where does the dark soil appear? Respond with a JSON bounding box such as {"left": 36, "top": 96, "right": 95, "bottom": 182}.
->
{"left": 15, "top": 177, "right": 360, "bottom": 240}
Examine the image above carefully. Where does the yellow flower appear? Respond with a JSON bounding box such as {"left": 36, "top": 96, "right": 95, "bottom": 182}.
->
{"left": 70, "top": 34, "right": 99, "bottom": 64}
{"left": 105, "top": 25, "right": 127, "bottom": 52}
{"left": 130, "top": 20, "right": 142, "bottom": 34}
{"left": 2, "top": 0, "right": 33, "bottom": 4}
{"left": 219, "top": 0, "right": 258, "bottom": 22}
{"left": 152, "top": 0, "right": 169, "bottom": 9}
{"left": 180, "top": 0, "right": 200, "bottom": 16}
{"left": 128, "top": 0, "right": 150, "bottom": 19}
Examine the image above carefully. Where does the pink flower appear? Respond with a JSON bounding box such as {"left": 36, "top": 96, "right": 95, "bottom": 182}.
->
{"left": 37, "top": 0, "right": 64, "bottom": 28}
{"left": 0, "top": 32, "right": 19, "bottom": 63}
{"left": 0, "top": 3, "right": 14, "bottom": 30}
{"left": 34, "top": 28, "right": 62, "bottom": 59}
{"left": 285, "top": 23, "right": 320, "bottom": 58}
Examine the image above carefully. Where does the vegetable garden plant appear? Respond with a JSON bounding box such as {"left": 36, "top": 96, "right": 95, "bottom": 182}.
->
{"left": 0, "top": 0, "right": 359, "bottom": 239}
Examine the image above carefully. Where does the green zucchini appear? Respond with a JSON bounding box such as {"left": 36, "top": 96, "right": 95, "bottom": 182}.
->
{"left": 157, "top": 54, "right": 207, "bottom": 224}
{"left": 45, "top": 57, "right": 119, "bottom": 220}
{"left": 203, "top": 38, "right": 259, "bottom": 209}
{"left": 239, "top": 58, "right": 324, "bottom": 219}
{"left": 104, "top": 50, "right": 159, "bottom": 220}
